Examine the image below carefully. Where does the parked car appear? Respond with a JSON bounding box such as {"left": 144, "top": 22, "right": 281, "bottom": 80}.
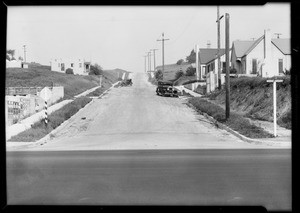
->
{"left": 120, "top": 79, "right": 132, "bottom": 87}
{"left": 156, "top": 80, "right": 179, "bottom": 97}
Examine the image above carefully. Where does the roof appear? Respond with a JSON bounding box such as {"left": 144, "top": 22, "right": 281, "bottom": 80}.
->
{"left": 232, "top": 35, "right": 264, "bottom": 58}
{"left": 272, "top": 38, "right": 291, "bottom": 55}
{"left": 199, "top": 48, "right": 225, "bottom": 64}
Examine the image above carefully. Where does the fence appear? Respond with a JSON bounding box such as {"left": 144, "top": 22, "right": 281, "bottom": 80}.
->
{"left": 5, "top": 86, "right": 64, "bottom": 126}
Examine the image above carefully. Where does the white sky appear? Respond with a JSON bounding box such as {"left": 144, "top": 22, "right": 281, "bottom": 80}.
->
{"left": 7, "top": 4, "right": 290, "bottom": 73}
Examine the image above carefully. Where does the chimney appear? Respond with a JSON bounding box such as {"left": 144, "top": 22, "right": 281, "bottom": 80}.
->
{"left": 263, "top": 29, "right": 272, "bottom": 77}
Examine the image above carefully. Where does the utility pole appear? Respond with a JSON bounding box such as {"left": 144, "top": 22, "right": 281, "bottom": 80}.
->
{"left": 157, "top": 33, "right": 170, "bottom": 72}
{"left": 147, "top": 52, "right": 151, "bottom": 72}
{"left": 23, "top": 45, "right": 26, "bottom": 62}
{"left": 143, "top": 55, "right": 147, "bottom": 72}
{"left": 150, "top": 49, "right": 158, "bottom": 71}
{"left": 216, "top": 6, "right": 224, "bottom": 90}
{"left": 225, "top": 13, "right": 230, "bottom": 119}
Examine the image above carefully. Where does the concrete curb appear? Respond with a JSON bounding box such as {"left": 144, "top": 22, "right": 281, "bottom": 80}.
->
{"left": 186, "top": 102, "right": 290, "bottom": 147}
{"left": 7, "top": 82, "right": 120, "bottom": 149}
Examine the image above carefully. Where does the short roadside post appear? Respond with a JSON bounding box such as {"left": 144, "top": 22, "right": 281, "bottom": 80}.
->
{"left": 99, "top": 74, "right": 102, "bottom": 87}
{"left": 40, "top": 87, "right": 51, "bottom": 128}
{"left": 267, "top": 78, "right": 283, "bottom": 137}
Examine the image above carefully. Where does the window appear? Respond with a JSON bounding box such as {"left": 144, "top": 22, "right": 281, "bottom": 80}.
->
{"left": 252, "top": 59, "right": 257, "bottom": 74}
{"left": 71, "top": 63, "right": 74, "bottom": 68}
{"left": 61, "top": 63, "right": 65, "bottom": 71}
{"left": 278, "top": 59, "right": 283, "bottom": 74}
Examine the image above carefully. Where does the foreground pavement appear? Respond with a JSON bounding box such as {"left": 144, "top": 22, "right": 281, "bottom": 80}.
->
{"left": 7, "top": 149, "right": 291, "bottom": 210}
{"left": 6, "top": 72, "right": 290, "bottom": 151}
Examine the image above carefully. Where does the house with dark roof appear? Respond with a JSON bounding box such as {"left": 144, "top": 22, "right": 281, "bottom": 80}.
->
{"left": 231, "top": 29, "right": 291, "bottom": 77}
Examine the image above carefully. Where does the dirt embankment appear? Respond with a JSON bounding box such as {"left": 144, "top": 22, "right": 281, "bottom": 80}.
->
{"left": 207, "top": 77, "right": 291, "bottom": 129}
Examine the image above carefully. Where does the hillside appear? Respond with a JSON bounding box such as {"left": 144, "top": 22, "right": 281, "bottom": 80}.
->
{"left": 6, "top": 67, "right": 123, "bottom": 99}
{"left": 157, "top": 62, "right": 192, "bottom": 81}
{"left": 206, "top": 76, "right": 291, "bottom": 129}
{"left": 103, "top": 68, "right": 131, "bottom": 80}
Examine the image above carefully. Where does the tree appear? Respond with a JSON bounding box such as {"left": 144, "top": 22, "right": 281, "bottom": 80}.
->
{"left": 66, "top": 68, "right": 74, "bottom": 74}
{"left": 186, "top": 49, "right": 196, "bottom": 64}
{"left": 175, "top": 70, "right": 184, "bottom": 79}
{"left": 6, "top": 49, "right": 15, "bottom": 61}
{"left": 89, "top": 63, "right": 103, "bottom": 75}
{"left": 185, "top": 66, "right": 196, "bottom": 76}
{"left": 176, "top": 59, "right": 184, "bottom": 65}
{"left": 155, "top": 70, "right": 163, "bottom": 81}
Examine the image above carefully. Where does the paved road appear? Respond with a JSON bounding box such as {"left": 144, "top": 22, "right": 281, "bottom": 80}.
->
{"left": 7, "top": 149, "right": 291, "bottom": 210}
{"left": 10, "top": 72, "right": 283, "bottom": 151}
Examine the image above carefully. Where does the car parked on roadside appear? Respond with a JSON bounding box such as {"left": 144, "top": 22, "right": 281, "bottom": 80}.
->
{"left": 156, "top": 80, "right": 179, "bottom": 97}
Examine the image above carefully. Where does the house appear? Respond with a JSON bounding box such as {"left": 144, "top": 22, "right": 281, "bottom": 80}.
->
{"left": 6, "top": 59, "right": 22, "bottom": 68}
{"left": 231, "top": 29, "right": 291, "bottom": 77}
{"left": 21, "top": 62, "right": 29, "bottom": 68}
{"left": 50, "top": 58, "right": 91, "bottom": 75}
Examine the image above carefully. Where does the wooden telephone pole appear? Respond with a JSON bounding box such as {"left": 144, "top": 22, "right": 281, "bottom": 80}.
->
{"left": 225, "top": 13, "right": 230, "bottom": 119}
{"left": 150, "top": 49, "right": 158, "bottom": 71}
{"left": 157, "top": 33, "right": 170, "bottom": 72}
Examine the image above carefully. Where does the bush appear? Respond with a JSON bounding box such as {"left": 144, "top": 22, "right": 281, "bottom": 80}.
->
{"left": 230, "top": 68, "right": 237, "bottom": 74}
{"left": 176, "top": 59, "right": 184, "bottom": 65}
{"left": 185, "top": 66, "right": 196, "bottom": 76}
{"left": 175, "top": 70, "right": 184, "bottom": 79}
{"left": 66, "top": 68, "right": 74, "bottom": 74}
{"left": 155, "top": 70, "right": 163, "bottom": 81}
{"left": 89, "top": 65, "right": 103, "bottom": 75}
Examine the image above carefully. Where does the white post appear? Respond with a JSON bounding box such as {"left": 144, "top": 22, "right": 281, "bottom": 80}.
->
{"left": 273, "top": 81, "right": 277, "bottom": 137}
{"left": 195, "top": 45, "right": 199, "bottom": 81}
{"left": 267, "top": 79, "right": 283, "bottom": 137}
{"left": 99, "top": 75, "right": 102, "bottom": 87}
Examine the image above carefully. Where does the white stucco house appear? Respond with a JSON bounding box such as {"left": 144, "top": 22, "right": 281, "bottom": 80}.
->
{"left": 50, "top": 58, "right": 91, "bottom": 75}
{"left": 231, "top": 29, "right": 291, "bottom": 77}
{"left": 6, "top": 59, "right": 22, "bottom": 68}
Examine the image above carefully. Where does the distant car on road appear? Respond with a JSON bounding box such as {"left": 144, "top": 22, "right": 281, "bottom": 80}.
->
{"left": 120, "top": 79, "right": 132, "bottom": 87}
{"left": 156, "top": 80, "right": 179, "bottom": 97}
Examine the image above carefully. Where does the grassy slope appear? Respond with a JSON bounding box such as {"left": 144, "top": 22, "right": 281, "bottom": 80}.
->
{"left": 6, "top": 67, "right": 124, "bottom": 99}
{"left": 206, "top": 76, "right": 291, "bottom": 129}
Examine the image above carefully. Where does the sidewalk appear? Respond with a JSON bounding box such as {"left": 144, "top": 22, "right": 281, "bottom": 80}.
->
{"left": 175, "top": 85, "right": 202, "bottom": 97}
{"left": 6, "top": 85, "right": 102, "bottom": 141}
{"left": 6, "top": 82, "right": 120, "bottom": 143}
{"left": 182, "top": 87, "right": 291, "bottom": 148}
{"left": 6, "top": 99, "right": 73, "bottom": 140}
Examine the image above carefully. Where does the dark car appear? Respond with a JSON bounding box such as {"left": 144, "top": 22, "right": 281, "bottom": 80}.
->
{"left": 156, "top": 80, "right": 179, "bottom": 97}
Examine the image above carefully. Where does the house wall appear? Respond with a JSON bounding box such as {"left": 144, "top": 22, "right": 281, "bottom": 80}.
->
{"left": 50, "top": 58, "right": 89, "bottom": 75}
{"left": 246, "top": 40, "right": 265, "bottom": 75}
{"left": 6, "top": 60, "right": 22, "bottom": 68}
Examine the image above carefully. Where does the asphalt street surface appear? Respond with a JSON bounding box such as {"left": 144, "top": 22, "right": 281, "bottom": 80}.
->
{"left": 6, "top": 73, "right": 291, "bottom": 210}
{"left": 7, "top": 149, "right": 291, "bottom": 210}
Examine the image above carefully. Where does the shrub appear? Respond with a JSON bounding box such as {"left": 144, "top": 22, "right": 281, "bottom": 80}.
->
{"left": 89, "top": 65, "right": 103, "bottom": 75}
{"left": 230, "top": 68, "right": 237, "bottom": 74}
{"left": 155, "top": 70, "right": 163, "bottom": 81}
{"left": 176, "top": 59, "right": 184, "bottom": 65}
{"left": 175, "top": 70, "right": 184, "bottom": 79}
{"left": 185, "top": 66, "right": 196, "bottom": 76}
{"left": 66, "top": 68, "right": 74, "bottom": 74}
